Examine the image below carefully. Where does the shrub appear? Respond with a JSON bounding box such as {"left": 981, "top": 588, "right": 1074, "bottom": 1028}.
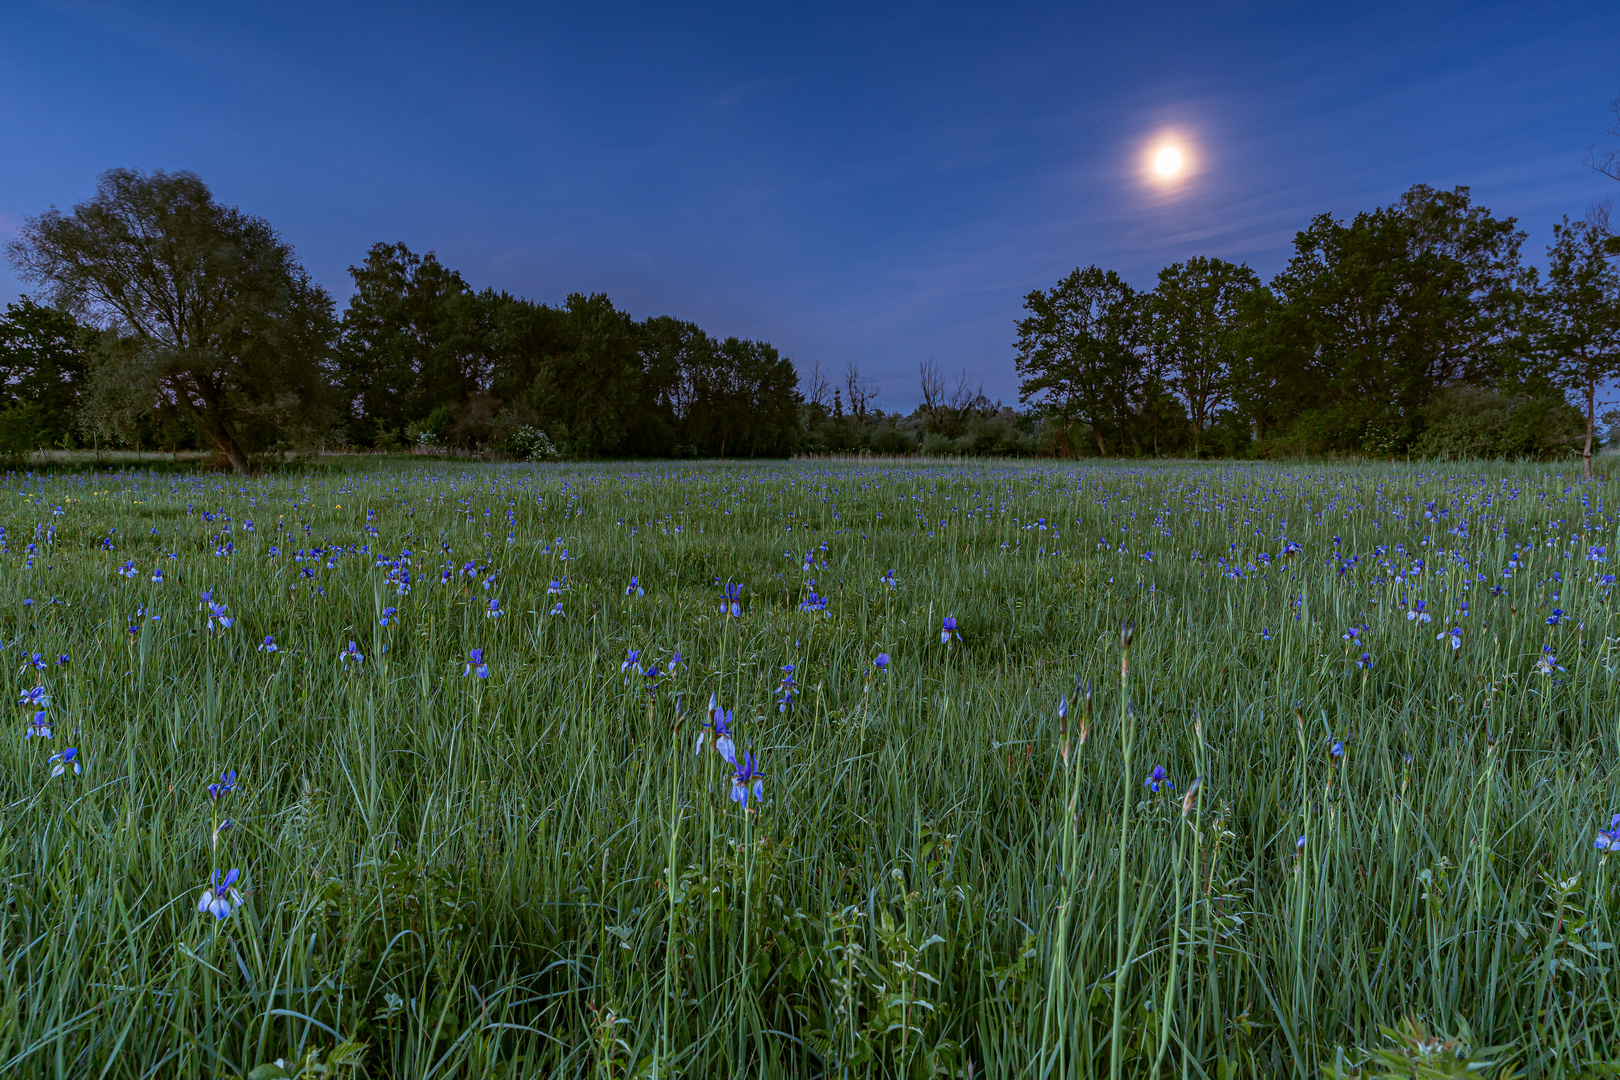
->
{"left": 1413, "top": 386, "right": 1584, "bottom": 460}
{"left": 508, "top": 425, "right": 558, "bottom": 461}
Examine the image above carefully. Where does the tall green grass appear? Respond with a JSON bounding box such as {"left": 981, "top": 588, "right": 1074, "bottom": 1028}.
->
{"left": 0, "top": 458, "right": 1614, "bottom": 1078}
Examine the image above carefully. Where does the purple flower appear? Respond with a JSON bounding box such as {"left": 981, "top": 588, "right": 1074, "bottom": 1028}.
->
{"left": 1537, "top": 645, "right": 1566, "bottom": 675}
{"left": 207, "top": 769, "right": 238, "bottom": 801}
{"left": 777, "top": 665, "right": 797, "bottom": 711}
{"left": 880, "top": 569, "right": 897, "bottom": 590}
{"left": 621, "top": 648, "right": 641, "bottom": 674}
{"left": 1406, "top": 599, "right": 1431, "bottom": 624}
{"left": 721, "top": 582, "right": 743, "bottom": 618}
{"left": 1356, "top": 652, "right": 1373, "bottom": 670}
{"left": 941, "top": 616, "right": 960, "bottom": 645}
{"left": 48, "top": 747, "right": 80, "bottom": 777}
{"left": 486, "top": 598, "right": 503, "bottom": 619}
{"left": 873, "top": 653, "right": 889, "bottom": 671}
{"left": 1596, "top": 814, "right": 1620, "bottom": 852}
{"left": 1143, "top": 764, "right": 1172, "bottom": 793}
{"left": 625, "top": 577, "right": 644, "bottom": 597}
{"left": 1547, "top": 609, "right": 1565, "bottom": 626}
{"left": 378, "top": 606, "right": 398, "bottom": 626}
{"left": 24, "top": 711, "right": 49, "bottom": 739}
{"left": 465, "top": 648, "right": 489, "bottom": 679}
{"left": 730, "top": 749, "right": 764, "bottom": 811}
{"left": 1437, "top": 627, "right": 1461, "bottom": 650}
{"left": 197, "top": 868, "right": 243, "bottom": 919}
{"left": 18, "top": 653, "right": 45, "bottom": 674}
{"left": 258, "top": 635, "right": 278, "bottom": 653}
{"left": 696, "top": 695, "right": 737, "bottom": 763}
{"left": 339, "top": 641, "right": 365, "bottom": 667}
{"left": 203, "top": 599, "right": 233, "bottom": 632}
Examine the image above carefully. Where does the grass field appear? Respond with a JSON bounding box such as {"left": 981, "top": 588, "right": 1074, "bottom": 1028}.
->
{"left": 1, "top": 458, "right": 1617, "bottom": 1079}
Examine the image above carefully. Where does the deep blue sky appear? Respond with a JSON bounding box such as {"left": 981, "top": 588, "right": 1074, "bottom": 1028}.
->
{"left": 3, "top": 1, "right": 1618, "bottom": 409}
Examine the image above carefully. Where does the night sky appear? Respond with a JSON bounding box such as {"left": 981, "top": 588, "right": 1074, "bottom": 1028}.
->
{"left": 3, "top": 1, "right": 1618, "bottom": 408}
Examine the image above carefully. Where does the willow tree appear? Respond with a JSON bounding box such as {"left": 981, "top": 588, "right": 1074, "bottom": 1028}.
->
{"left": 6, "top": 168, "right": 336, "bottom": 470}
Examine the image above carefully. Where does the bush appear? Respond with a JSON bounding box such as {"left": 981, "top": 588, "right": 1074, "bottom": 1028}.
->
{"left": 1413, "top": 386, "right": 1584, "bottom": 460}
{"left": 0, "top": 404, "right": 43, "bottom": 462}
{"left": 508, "top": 425, "right": 558, "bottom": 461}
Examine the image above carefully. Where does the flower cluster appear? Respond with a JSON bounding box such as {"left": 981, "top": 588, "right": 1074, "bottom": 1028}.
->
{"left": 694, "top": 695, "right": 766, "bottom": 813}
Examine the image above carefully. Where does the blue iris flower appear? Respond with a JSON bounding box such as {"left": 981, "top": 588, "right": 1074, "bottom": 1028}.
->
{"left": 696, "top": 696, "right": 737, "bottom": 763}
{"left": 777, "top": 665, "right": 798, "bottom": 711}
{"left": 207, "top": 769, "right": 238, "bottom": 800}
{"left": 941, "top": 616, "right": 960, "bottom": 644}
{"left": 465, "top": 648, "right": 489, "bottom": 678}
{"left": 197, "top": 868, "right": 244, "bottom": 919}
{"left": 873, "top": 653, "right": 889, "bottom": 671}
{"left": 721, "top": 582, "right": 743, "bottom": 618}
{"left": 340, "top": 641, "right": 365, "bottom": 667}
{"left": 1596, "top": 814, "right": 1620, "bottom": 852}
{"left": 48, "top": 747, "right": 80, "bottom": 777}
{"left": 1143, "top": 764, "right": 1172, "bottom": 793}
{"left": 730, "top": 750, "right": 765, "bottom": 812}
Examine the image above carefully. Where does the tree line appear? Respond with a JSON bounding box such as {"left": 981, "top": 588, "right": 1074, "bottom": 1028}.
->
{"left": 1, "top": 169, "right": 801, "bottom": 470}
{"left": 1014, "top": 183, "right": 1620, "bottom": 475}
{"left": 4, "top": 166, "right": 1619, "bottom": 471}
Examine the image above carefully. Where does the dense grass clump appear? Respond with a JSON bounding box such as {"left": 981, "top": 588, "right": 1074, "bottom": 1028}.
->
{"left": 0, "top": 459, "right": 1617, "bottom": 1078}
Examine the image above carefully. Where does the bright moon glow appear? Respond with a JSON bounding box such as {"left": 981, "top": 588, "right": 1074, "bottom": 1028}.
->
{"left": 1154, "top": 147, "right": 1183, "bottom": 176}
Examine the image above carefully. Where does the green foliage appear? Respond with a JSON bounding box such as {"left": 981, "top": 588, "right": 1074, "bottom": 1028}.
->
{"left": 506, "top": 424, "right": 558, "bottom": 461}
{"left": 337, "top": 243, "right": 491, "bottom": 447}
{"left": 1151, "top": 257, "right": 1260, "bottom": 455}
{"left": 1412, "top": 386, "right": 1584, "bottom": 460}
{"left": 0, "top": 403, "right": 44, "bottom": 462}
{"left": 1528, "top": 217, "right": 1620, "bottom": 475}
{"left": 1015, "top": 265, "right": 1147, "bottom": 455}
{"left": 5, "top": 168, "right": 338, "bottom": 470}
{"left": 0, "top": 299, "right": 85, "bottom": 448}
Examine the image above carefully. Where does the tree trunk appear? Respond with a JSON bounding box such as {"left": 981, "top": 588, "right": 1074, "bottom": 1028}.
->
{"left": 208, "top": 421, "right": 251, "bottom": 473}
{"left": 1586, "top": 379, "right": 1596, "bottom": 481}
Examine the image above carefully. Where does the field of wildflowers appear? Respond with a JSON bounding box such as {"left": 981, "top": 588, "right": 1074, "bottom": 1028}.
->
{"left": 2, "top": 458, "right": 1618, "bottom": 1078}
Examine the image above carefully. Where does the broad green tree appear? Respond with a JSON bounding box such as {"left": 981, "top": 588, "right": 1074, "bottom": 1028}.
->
{"left": 337, "top": 242, "right": 491, "bottom": 446}
{"left": 1261, "top": 185, "right": 1525, "bottom": 452}
{"left": 0, "top": 298, "right": 86, "bottom": 448}
{"left": 5, "top": 169, "right": 336, "bottom": 470}
{"left": 1015, "top": 266, "right": 1147, "bottom": 455}
{"left": 1149, "top": 257, "right": 1260, "bottom": 456}
{"left": 1531, "top": 217, "right": 1620, "bottom": 477}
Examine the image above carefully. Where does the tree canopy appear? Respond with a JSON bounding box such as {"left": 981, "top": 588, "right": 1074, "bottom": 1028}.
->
{"left": 6, "top": 168, "right": 337, "bottom": 471}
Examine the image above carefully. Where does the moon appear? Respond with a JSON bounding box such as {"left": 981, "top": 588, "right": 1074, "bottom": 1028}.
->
{"left": 1154, "top": 147, "right": 1183, "bottom": 176}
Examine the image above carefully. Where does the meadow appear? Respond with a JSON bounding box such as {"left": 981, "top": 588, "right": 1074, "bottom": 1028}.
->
{"left": 0, "top": 457, "right": 1617, "bottom": 1079}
